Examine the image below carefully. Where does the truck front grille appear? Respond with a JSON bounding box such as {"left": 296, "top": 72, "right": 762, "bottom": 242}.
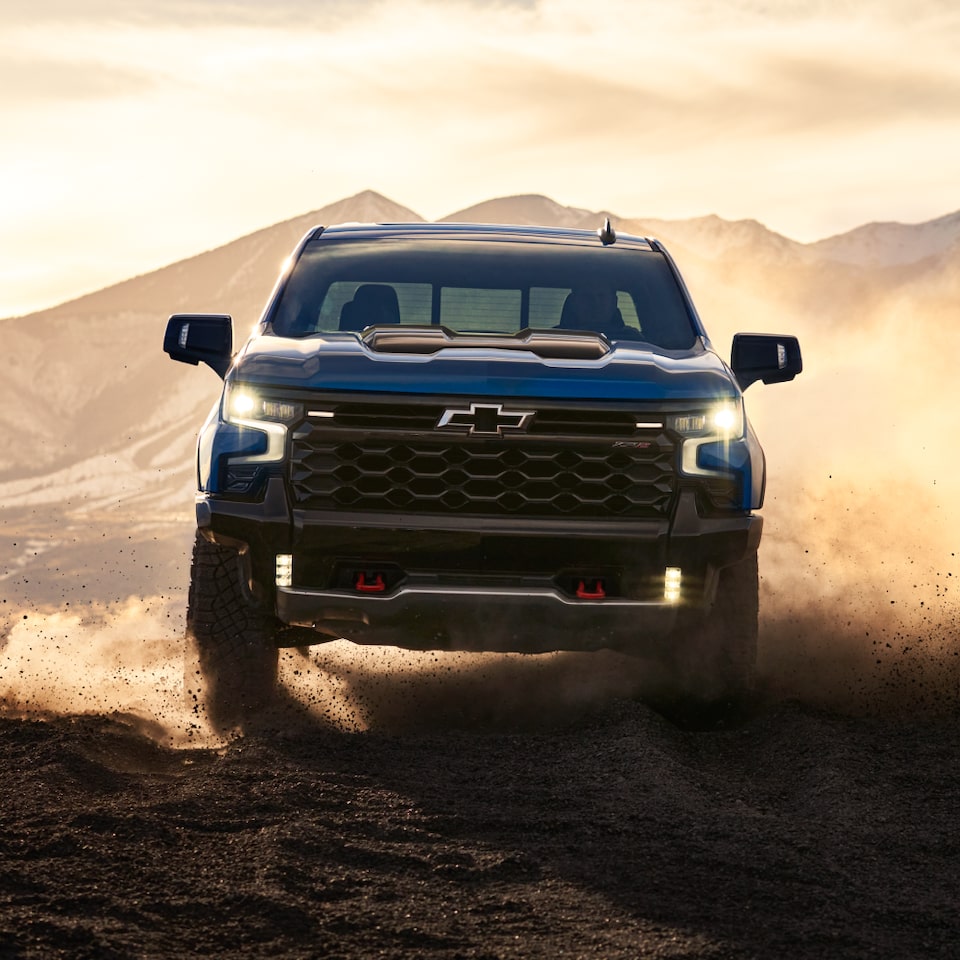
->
{"left": 289, "top": 425, "right": 677, "bottom": 519}
{"left": 325, "top": 401, "right": 640, "bottom": 438}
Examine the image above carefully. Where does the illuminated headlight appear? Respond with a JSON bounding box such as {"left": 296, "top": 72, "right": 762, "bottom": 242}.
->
{"left": 675, "top": 400, "right": 748, "bottom": 482}
{"left": 664, "top": 567, "right": 682, "bottom": 603}
{"left": 220, "top": 384, "right": 300, "bottom": 467}
{"left": 230, "top": 390, "right": 257, "bottom": 418}
{"left": 225, "top": 385, "right": 300, "bottom": 425}
{"left": 276, "top": 554, "right": 293, "bottom": 588}
{"left": 670, "top": 401, "right": 743, "bottom": 439}
{"left": 710, "top": 403, "right": 742, "bottom": 435}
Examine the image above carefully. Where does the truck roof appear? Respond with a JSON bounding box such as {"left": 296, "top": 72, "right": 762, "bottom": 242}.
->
{"left": 310, "top": 221, "right": 656, "bottom": 251}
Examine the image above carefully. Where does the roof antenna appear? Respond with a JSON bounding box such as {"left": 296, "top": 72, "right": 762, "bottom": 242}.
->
{"left": 598, "top": 218, "right": 617, "bottom": 245}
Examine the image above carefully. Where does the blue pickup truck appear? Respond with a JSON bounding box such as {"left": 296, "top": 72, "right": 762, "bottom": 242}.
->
{"left": 164, "top": 221, "right": 802, "bottom": 730}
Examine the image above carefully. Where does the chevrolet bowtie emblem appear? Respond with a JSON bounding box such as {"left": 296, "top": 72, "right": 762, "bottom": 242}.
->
{"left": 437, "top": 402, "right": 535, "bottom": 436}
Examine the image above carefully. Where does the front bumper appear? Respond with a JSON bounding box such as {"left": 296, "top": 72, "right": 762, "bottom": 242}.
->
{"left": 277, "top": 583, "right": 682, "bottom": 653}
{"left": 198, "top": 477, "right": 761, "bottom": 655}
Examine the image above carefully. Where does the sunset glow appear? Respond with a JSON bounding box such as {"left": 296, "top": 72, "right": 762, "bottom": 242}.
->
{"left": 2, "top": 0, "right": 959, "bottom": 317}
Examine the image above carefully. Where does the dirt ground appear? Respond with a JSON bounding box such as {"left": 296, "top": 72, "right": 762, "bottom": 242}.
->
{"left": 1, "top": 511, "right": 959, "bottom": 958}
{"left": 1, "top": 672, "right": 958, "bottom": 958}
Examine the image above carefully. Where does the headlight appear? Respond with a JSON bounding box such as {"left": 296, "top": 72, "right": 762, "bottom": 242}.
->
{"left": 228, "top": 388, "right": 257, "bottom": 419}
{"left": 218, "top": 384, "right": 298, "bottom": 476}
{"left": 675, "top": 400, "right": 747, "bottom": 487}
{"left": 669, "top": 401, "right": 743, "bottom": 440}
{"left": 198, "top": 386, "right": 303, "bottom": 497}
{"left": 710, "top": 403, "right": 741, "bottom": 435}
{"left": 225, "top": 385, "right": 301, "bottom": 425}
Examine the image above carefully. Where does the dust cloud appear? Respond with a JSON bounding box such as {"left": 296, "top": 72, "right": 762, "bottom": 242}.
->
{"left": 0, "top": 597, "right": 204, "bottom": 746}
{"left": 742, "top": 292, "right": 960, "bottom": 716}
{"left": 0, "top": 596, "right": 667, "bottom": 745}
{"left": 2, "top": 259, "right": 959, "bottom": 738}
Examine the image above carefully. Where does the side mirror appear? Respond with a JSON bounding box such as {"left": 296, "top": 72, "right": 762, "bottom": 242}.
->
{"left": 163, "top": 314, "right": 233, "bottom": 378}
{"left": 731, "top": 333, "right": 802, "bottom": 391}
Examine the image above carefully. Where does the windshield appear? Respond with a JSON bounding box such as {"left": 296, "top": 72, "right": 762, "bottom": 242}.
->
{"left": 270, "top": 237, "right": 697, "bottom": 350}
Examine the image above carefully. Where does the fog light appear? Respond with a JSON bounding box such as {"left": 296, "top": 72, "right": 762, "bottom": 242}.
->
{"left": 664, "top": 567, "right": 682, "bottom": 603}
{"left": 276, "top": 554, "right": 293, "bottom": 588}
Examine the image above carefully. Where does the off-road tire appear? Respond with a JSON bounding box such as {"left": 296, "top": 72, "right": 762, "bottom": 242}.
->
{"left": 185, "top": 531, "right": 280, "bottom": 733}
{"left": 668, "top": 552, "right": 759, "bottom": 711}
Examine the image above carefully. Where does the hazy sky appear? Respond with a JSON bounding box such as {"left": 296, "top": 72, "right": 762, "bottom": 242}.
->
{"left": 2, "top": 0, "right": 959, "bottom": 317}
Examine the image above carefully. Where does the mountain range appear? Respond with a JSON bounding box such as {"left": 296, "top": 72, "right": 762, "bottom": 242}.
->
{"left": 3, "top": 188, "right": 959, "bottom": 612}
{"left": 16, "top": 189, "right": 960, "bottom": 324}
{"left": 3, "top": 188, "right": 959, "bottom": 489}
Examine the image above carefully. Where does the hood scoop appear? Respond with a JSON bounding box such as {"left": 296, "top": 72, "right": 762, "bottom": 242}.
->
{"left": 361, "top": 325, "right": 611, "bottom": 360}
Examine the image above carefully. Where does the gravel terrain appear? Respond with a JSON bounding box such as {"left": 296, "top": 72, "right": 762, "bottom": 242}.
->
{"left": 1, "top": 480, "right": 958, "bottom": 959}
{"left": 1, "top": 667, "right": 958, "bottom": 959}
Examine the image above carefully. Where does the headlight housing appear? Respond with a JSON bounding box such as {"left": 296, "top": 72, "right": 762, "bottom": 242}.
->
{"left": 224, "top": 385, "right": 302, "bottom": 426}
{"left": 673, "top": 400, "right": 753, "bottom": 510}
{"left": 669, "top": 400, "right": 744, "bottom": 440}
{"left": 199, "top": 385, "right": 302, "bottom": 497}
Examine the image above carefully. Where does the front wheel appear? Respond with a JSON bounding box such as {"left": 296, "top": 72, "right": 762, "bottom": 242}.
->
{"left": 667, "top": 553, "right": 759, "bottom": 710}
{"left": 185, "top": 531, "right": 280, "bottom": 734}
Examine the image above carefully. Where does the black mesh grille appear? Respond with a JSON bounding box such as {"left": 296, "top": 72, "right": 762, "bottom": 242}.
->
{"left": 289, "top": 424, "right": 677, "bottom": 519}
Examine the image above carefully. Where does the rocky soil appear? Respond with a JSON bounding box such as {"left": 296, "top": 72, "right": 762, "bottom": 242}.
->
{"left": 1, "top": 508, "right": 958, "bottom": 959}
{"left": 1, "top": 680, "right": 958, "bottom": 959}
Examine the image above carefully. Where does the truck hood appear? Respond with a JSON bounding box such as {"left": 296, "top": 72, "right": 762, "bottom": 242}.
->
{"left": 231, "top": 332, "right": 739, "bottom": 402}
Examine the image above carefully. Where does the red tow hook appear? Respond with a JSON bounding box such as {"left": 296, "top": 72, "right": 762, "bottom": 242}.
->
{"left": 355, "top": 572, "right": 386, "bottom": 593}
{"left": 576, "top": 579, "right": 606, "bottom": 600}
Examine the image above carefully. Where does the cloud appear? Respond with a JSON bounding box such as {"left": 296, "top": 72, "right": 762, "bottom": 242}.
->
{"left": 8, "top": 2, "right": 960, "bottom": 137}
{"left": 0, "top": 0, "right": 358, "bottom": 28}
{"left": 2, "top": 0, "right": 960, "bottom": 316}
{"left": 0, "top": 55, "right": 152, "bottom": 104}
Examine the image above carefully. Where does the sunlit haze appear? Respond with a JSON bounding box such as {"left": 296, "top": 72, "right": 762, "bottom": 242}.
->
{"left": 2, "top": 0, "right": 959, "bottom": 317}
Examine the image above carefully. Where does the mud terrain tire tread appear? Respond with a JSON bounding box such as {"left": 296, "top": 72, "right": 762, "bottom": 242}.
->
{"left": 186, "top": 531, "right": 280, "bottom": 733}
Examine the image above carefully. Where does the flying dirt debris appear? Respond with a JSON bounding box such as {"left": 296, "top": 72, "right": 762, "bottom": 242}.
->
{"left": 2, "top": 193, "right": 960, "bottom": 958}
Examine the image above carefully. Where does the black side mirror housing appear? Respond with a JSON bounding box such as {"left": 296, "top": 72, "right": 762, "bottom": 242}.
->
{"left": 731, "top": 333, "right": 802, "bottom": 391}
{"left": 163, "top": 314, "right": 234, "bottom": 378}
